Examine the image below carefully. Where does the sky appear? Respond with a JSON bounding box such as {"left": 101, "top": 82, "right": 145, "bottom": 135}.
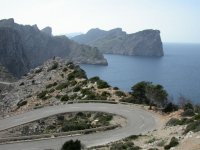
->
{"left": 0, "top": 0, "right": 200, "bottom": 43}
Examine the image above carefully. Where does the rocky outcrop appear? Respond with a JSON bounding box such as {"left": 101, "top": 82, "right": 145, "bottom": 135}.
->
{"left": 0, "top": 19, "right": 107, "bottom": 77}
{"left": 41, "top": 27, "right": 52, "bottom": 36}
{"left": 72, "top": 28, "right": 164, "bottom": 57}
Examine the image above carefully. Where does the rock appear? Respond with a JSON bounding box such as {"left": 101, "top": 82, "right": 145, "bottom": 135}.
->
{"left": 72, "top": 28, "right": 164, "bottom": 57}
{"left": 41, "top": 27, "right": 52, "bottom": 36}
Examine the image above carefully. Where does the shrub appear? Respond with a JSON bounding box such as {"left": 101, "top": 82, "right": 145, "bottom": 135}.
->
{"left": 37, "top": 91, "right": 48, "bottom": 99}
{"left": 17, "top": 100, "right": 27, "bottom": 107}
{"left": 61, "top": 121, "right": 89, "bottom": 132}
{"left": 163, "top": 103, "right": 178, "bottom": 113}
{"left": 194, "top": 105, "right": 200, "bottom": 113}
{"left": 57, "top": 115, "right": 65, "bottom": 121}
{"left": 181, "top": 109, "right": 195, "bottom": 117}
{"left": 66, "top": 62, "right": 75, "bottom": 69}
{"left": 48, "top": 88, "right": 55, "bottom": 93}
{"left": 157, "top": 140, "right": 166, "bottom": 147}
{"left": 73, "top": 86, "right": 81, "bottom": 92}
{"left": 101, "top": 91, "right": 111, "bottom": 97}
{"left": 62, "top": 67, "right": 68, "bottom": 72}
{"left": 69, "top": 94, "right": 78, "bottom": 100}
{"left": 48, "top": 61, "right": 58, "bottom": 71}
{"left": 67, "top": 73, "right": 75, "bottom": 81}
{"left": 56, "top": 83, "right": 68, "bottom": 90}
{"left": 61, "top": 94, "right": 69, "bottom": 102}
{"left": 184, "top": 102, "right": 194, "bottom": 111}
{"left": 81, "top": 89, "right": 106, "bottom": 100}
{"left": 164, "top": 137, "right": 179, "bottom": 150}
{"left": 110, "top": 141, "right": 140, "bottom": 150}
{"left": 68, "top": 69, "right": 87, "bottom": 80}
{"left": 89, "top": 76, "right": 100, "bottom": 83}
{"left": 184, "top": 120, "right": 200, "bottom": 133}
{"left": 35, "top": 67, "right": 43, "bottom": 73}
{"left": 113, "top": 87, "right": 119, "bottom": 90}
{"left": 61, "top": 140, "right": 81, "bottom": 150}
{"left": 61, "top": 74, "right": 64, "bottom": 78}
{"left": 97, "top": 80, "right": 110, "bottom": 89}
{"left": 115, "top": 91, "right": 126, "bottom": 97}
{"left": 46, "top": 82, "right": 57, "bottom": 89}
{"left": 19, "top": 82, "right": 25, "bottom": 86}
{"left": 46, "top": 125, "right": 56, "bottom": 130}
{"left": 166, "top": 118, "right": 189, "bottom": 126}
{"left": 70, "top": 80, "right": 77, "bottom": 86}
{"left": 96, "top": 114, "right": 113, "bottom": 125}
{"left": 193, "top": 113, "right": 200, "bottom": 120}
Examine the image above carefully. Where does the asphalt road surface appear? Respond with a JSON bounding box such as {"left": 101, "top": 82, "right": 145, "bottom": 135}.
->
{"left": 0, "top": 103, "right": 157, "bottom": 150}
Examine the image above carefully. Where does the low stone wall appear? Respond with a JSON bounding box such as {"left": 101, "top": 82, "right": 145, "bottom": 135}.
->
{"left": 0, "top": 124, "right": 120, "bottom": 144}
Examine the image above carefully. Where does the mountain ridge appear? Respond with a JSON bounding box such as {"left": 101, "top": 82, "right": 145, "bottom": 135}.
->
{"left": 72, "top": 28, "right": 164, "bottom": 57}
{"left": 0, "top": 19, "right": 107, "bottom": 78}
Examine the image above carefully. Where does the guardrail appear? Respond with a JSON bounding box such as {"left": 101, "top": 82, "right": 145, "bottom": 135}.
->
{"left": 0, "top": 124, "right": 120, "bottom": 144}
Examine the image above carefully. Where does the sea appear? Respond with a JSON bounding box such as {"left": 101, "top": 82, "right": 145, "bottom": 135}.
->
{"left": 80, "top": 43, "right": 200, "bottom": 103}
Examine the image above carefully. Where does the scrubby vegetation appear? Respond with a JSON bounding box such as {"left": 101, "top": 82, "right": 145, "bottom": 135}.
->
{"left": 164, "top": 137, "right": 179, "bottom": 150}
{"left": 97, "top": 80, "right": 110, "bottom": 89}
{"left": 3, "top": 112, "right": 116, "bottom": 138}
{"left": 61, "top": 140, "right": 81, "bottom": 150}
{"left": 37, "top": 90, "right": 48, "bottom": 100}
{"left": 56, "top": 82, "right": 68, "bottom": 90}
{"left": 61, "top": 94, "right": 69, "bottom": 102}
{"left": 46, "top": 82, "right": 57, "bottom": 89}
{"left": 115, "top": 91, "right": 126, "bottom": 97}
{"left": 88, "top": 135, "right": 142, "bottom": 150}
{"left": 17, "top": 100, "right": 27, "bottom": 108}
{"left": 67, "top": 68, "right": 87, "bottom": 80}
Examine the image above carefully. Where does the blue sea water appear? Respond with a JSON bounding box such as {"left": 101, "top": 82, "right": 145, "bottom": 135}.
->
{"left": 80, "top": 43, "right": 200, "bottom": 103}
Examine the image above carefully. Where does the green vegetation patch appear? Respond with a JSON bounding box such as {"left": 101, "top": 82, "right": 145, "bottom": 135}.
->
{"left": 46, "top": 82, "right": 57, "bottom": 89}
{"left": 164, "top": 137, "right": 179, "bottom": 150}
{"left": 61, "top": 94, "right": 69, "bottom": 102}
{"left": 115, "top": 91, "right": 126, "bottom": 97}
{"left": 56, "top": 82, "right": 68, "bottom": 90}
{"left": 61, "top": 140, "right": 81, "bottom": 150}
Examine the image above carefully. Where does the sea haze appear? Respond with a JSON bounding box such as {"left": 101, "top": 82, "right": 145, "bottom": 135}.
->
{"left": 81, "top": 43, "right": 200, "bottom": 103}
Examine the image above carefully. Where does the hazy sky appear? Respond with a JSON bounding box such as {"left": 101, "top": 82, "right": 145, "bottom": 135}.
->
{"left": 0, "top": 0, "right": 200, "bottom": 43}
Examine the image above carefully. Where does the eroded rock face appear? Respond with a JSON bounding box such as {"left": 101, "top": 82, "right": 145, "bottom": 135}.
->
{"left": 0, "top": 19, "right": 107, "bottom": 78}
{"left": 72, "top": 28, "right": 164, "bottom": 57}
{"left": 0, "top": 28, "right": 29, "bottom": 77}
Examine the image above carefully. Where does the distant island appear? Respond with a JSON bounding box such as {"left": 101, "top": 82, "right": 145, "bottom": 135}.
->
{"left": 0, "top": 19, "right": 107, "bottom": 78}
{"left": 72, "top": 28, "right": 164, "bottom": 57}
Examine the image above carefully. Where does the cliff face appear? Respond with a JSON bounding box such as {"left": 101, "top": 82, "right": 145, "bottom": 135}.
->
{"left": 0, "top": 19, "right": 107, "bottom": 77}
{"left": 72, "top": 28, "right": 164, "bottom": 57}
{"left": 0, "top": 28, "right": 29, "bottom": 77}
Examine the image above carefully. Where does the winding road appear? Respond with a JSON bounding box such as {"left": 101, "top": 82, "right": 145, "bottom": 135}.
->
{"left": 0, "top": 103, "right": 157, "bottom": 150}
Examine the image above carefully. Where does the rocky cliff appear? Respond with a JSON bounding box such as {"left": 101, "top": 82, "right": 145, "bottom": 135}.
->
{"left": 0, "top": 19, "right": 107, "bottom": 78}
{"left": 0, "top": 27, "right": 29, "bottom": 77}
{"left": 72, "top": 28, "right": 164, "bottom": 57}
